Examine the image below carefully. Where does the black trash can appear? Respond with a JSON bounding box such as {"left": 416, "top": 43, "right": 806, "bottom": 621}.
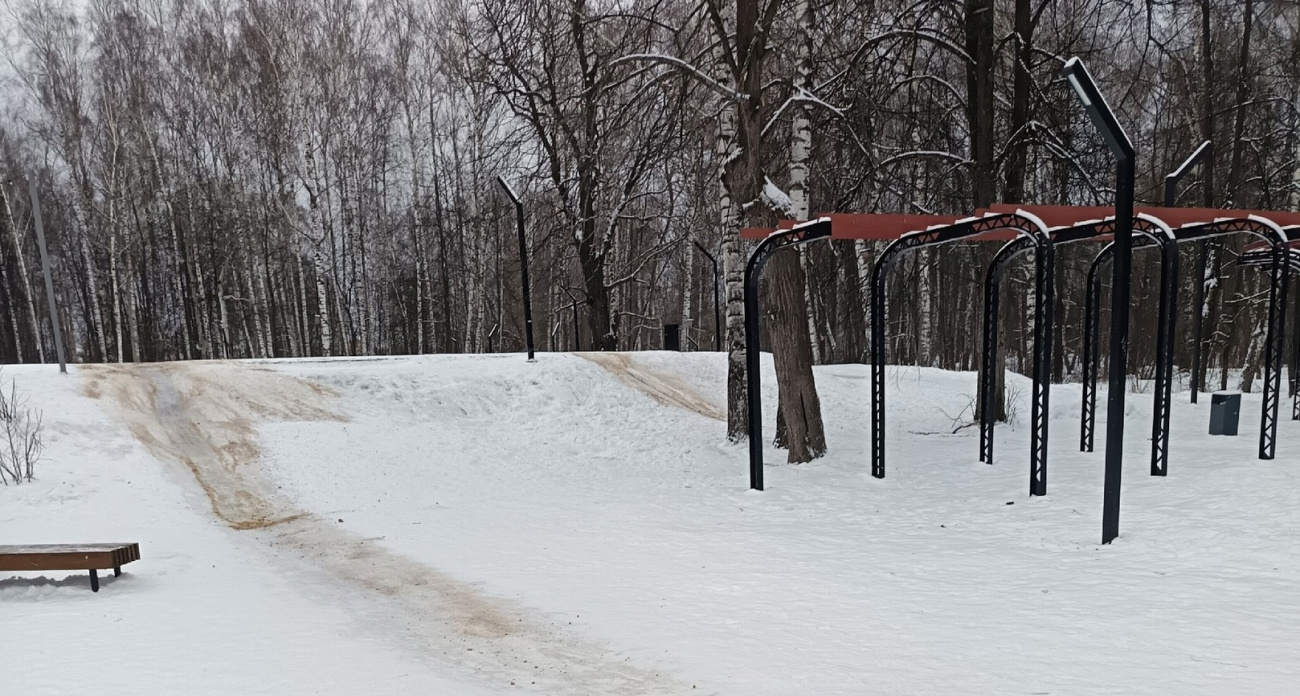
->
{"left": 663, "top": 324, "right": 681, "bottom": 351}
{"left": 1209, "top": 391, "right": 1242, "bottom": 436}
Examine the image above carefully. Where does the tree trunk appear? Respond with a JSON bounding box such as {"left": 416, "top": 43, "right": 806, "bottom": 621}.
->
{"left": 1003, "top": 0, "right": 1034, "bottom": 204}
{"left": 965, "top": 0, "right": 996, "bottom": 209}
{"left": 769, "top": 250, "right": 826, "bottom": 461}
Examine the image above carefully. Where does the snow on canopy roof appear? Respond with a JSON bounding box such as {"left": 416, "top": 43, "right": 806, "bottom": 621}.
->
{"left": 740, "top": 205, "right": 1300, "bottom": 241}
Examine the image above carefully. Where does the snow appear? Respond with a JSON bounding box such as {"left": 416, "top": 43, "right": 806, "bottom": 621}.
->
{"left": 3, "top": 354, "right": 1299, "bottom": 694}
{"left": 761, "top": 177, "right": 796, "bottom": 219}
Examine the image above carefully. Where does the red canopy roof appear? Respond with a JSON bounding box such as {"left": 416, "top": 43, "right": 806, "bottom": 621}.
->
{"left": 740, "top": 205, "right": 1300, "bottom": 241}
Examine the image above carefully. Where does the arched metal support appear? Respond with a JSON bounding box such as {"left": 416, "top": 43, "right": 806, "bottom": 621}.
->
{"left": 1087, "top": 217, "right": 1290, "bottom": 461}
{"left": 1238, "top": 243, "right": 1300, "bottom": 421}
{"left": 977, "top": 233, "right": 1054, "bottom": 496}
{"left": 871, "top": 211, "right": 1050, "bottom": 491}
{"left": 978, "top": 217, "right": 1124, "bottom": 460}
{"left": 979, "top": 237, "right": 1033, "bottom": 465}
{"left": 744, "top": 218, "right": 833, "bottom": 490}
{"left": 1165, "top": 140, "right": 1214, "bottom": 405}
{"left": 1081, "top": 248, "right": 1105, "bottom": 453}
{"left": 1080, "top": 216, "right": 1178, "bottom": 476}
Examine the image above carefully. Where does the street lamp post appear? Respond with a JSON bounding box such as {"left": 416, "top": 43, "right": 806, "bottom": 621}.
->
{"left": 496, "top": 177, "right": 536, "bottom": 361}
{"left": 1063, "top": 58, "right": 1135, "bottom": 545}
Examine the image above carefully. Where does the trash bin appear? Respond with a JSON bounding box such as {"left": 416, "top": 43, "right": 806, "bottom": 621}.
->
{"left": 663, "top": 324, "right": 681, "bottom": 351}
{"left": 1209, "top": 391, "right": 1241, "bottom": 436}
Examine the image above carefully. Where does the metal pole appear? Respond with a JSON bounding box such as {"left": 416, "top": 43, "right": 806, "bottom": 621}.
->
{"left": 693, "top": 241, "right": 721, "bottom": 352}
{"left": 1165, "top": 140, "right": 1212, "bottom": 404}
{"left": 1150, "top": 237, "right": 1177, "bottom": 476}
{"left": 29, "top": 181, "right": 66, "bottom": 374}
{"left": 1104, "top": 157, "right": 1136, "bottom": 543}
{"left": 744, "top": 249, "right": 765, "bottom": 489}
{"left": 1259, "top": 246, "right": 1289, "bottom": 459}
{"left": 743, "top": 219, "right": 832, "bottom": 490}
{"left": 497, "top": 177, "right": 535, "bottom": 361}
{"left": 1082, "top": 249, "right": 1104, "bottom": 453}
{"left": 1064, "top": 57, "right": 1134, "bottom": 545}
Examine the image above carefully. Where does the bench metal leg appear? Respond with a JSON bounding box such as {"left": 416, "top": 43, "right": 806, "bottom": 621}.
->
{"left": 90, "top": 569, "right": 99, "bottom": 592}
{"left": 114, "top": 566, "right": 121, "bottom": 577}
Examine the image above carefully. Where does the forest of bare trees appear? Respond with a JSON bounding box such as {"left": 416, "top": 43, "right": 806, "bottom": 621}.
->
{"left": 0, "top": 0, "right": 1298, "bottom": 453}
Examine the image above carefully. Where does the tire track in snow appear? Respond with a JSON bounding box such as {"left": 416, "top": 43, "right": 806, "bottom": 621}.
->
{"left": 82, "top": 362, "right": 694, "bottom": 695}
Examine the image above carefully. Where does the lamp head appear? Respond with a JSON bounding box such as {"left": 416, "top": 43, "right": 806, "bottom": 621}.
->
{"left": 1062, "top": 58, "right": 1134, "bottom": 163}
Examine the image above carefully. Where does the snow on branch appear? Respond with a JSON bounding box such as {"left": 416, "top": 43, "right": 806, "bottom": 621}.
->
{"left": 761, "top": 86, "right": 846, "bottom": 139}
{"left": 762, "top": 177, "right": 797, "bottom": 219}
{"left": 608, "top": 54, "right": 743, "bottom": 103}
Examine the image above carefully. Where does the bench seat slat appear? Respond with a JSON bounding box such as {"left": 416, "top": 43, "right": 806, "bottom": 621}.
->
{"left": 0, "top": 544, "right": 141, "bottom": 572}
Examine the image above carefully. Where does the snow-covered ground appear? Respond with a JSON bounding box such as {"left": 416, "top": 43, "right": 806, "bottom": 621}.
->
{"left": 3, "top": 353, "right": 1298, "bottom": 695}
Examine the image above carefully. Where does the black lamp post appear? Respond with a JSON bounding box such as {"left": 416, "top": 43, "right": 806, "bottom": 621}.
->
{"left": 1063, "top": 57, "right": 1134, "bottom": 545}
{"left": 693, "top": 240, "right": 722, "bottom": 352}
{"left": 497, "top": 176, "right": 536, "bottom": 361}
{"left": 1164, "top": 140, "right": 1213, "bottom": 404}
{"left": 743, "top": 218, "right": 832, "bottom": 490}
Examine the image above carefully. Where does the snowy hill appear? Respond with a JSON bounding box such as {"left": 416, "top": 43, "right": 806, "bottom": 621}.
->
{"left": 3, "top": 354, "right": 1298, "bottom": 695}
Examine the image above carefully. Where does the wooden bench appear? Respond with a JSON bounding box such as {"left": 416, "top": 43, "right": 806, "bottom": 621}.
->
{"left": 0, "top": 544, "right": 141, "bottom": 592}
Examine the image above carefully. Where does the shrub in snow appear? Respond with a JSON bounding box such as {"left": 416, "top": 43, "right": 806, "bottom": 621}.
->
{"left": 0, "top": 374, "right": 44, "bottom": 485}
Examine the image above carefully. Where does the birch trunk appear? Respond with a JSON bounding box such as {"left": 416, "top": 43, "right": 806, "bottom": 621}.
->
{"left": 303, "top": 143, "right": 334, "bottom": 357}
{"left": 0, "top": 188, "right": 39, "bottom": 362}
{"left": 718, "top": 54, "right": 746, "bottom": 442}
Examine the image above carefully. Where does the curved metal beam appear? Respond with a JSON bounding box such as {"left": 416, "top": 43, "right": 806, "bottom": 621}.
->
{"left": 870, "top": 211, "right": 1051, "bottom": 493}
{"left": 1088, "top": 217, "right": 1290, "bottom": 461}
{"left": 1080, "top": 215, "right": 1178, "bottom": 479}
{"left": 743, "top": 219, "right": 833, "bottom": 490}
{"left": 979, "top": 216, "right": 1131, "bottom": 466}
{"left": 1239, "top": 241, "right": 1300, "bottom": 421}
{"left": 977, "top": 231, "right": 1054, "bottom": 496}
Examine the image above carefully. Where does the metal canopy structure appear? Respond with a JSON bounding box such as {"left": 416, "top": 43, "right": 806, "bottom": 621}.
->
{"left": 740, "top": 201, "right": 1300, "bottom": 543}
{"left": 976, "top": 215, "right": 1175, "bottom": 477}
{"left": 976, "top": 217, "right": 1122, "bottom": 465}
{"left": 1238, "top": 238, "right": 1300, "bottom": 421}
{"left": 1080, "top": 217, "right": 1293, "bottom": 460}
{"left": 1078, "top": 214, "right": 1178, "bottom": 478}
{"left": 869, "top": 211, "right": 1052, "bottom": 494}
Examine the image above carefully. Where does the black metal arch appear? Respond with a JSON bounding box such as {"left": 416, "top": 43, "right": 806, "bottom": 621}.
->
{"left": 1079, "top": 215, "right": 1178, "bottom": 478}
{"left": 870, "top": 211, "right": 1051, "bottom": 491}
{"left": 977, "top": 218, "right": 1131, "bottom": 468}
{"left": 743, "top": 218, "right": 833, "bottom": 490}
{"left": 1084, "top": 216, "right": 1291, "bottom": 461}
{"left": 1239, "top": 241, "right": 1300, "bottom": 421}
{"left": 977, "top": 235, "right": 1056, "bottom": 495}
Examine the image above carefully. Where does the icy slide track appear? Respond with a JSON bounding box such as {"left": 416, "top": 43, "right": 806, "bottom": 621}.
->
{"left": 80, "top": 360, "right": 688, "bottom": 694}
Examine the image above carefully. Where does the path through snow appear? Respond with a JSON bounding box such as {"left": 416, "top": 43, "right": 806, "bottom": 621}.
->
{"left": 83, "top": 361, "right": 691, "bottom": 695}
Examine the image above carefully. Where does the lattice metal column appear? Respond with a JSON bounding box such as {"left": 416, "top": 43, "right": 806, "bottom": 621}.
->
{"left": 1259, "top": 245, "right": 1290, "bottom": 460}
{"left": 1150, "top": 237, "right": 1178, "bottom": 476}
{"left": 1081, "top": 251, "right": 1106, "bottom": 453}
